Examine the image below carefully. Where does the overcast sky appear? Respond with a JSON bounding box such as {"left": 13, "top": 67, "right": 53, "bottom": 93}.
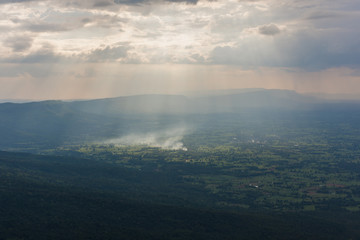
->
{"left": 0, "top": 0, "right": 360, "bottom": 99}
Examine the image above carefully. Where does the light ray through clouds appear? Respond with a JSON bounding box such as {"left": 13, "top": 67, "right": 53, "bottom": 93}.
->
{"left": 0, "top": 0, "right": 360, "bottom": 99}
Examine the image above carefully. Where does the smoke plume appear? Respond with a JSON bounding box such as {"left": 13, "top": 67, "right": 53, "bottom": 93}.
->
{"left": 105, "top": 127, "right": 189, "bottom": 151}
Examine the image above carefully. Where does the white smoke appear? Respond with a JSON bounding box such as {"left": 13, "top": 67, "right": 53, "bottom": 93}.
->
{"left": 105, "top": 127, "right": 189, "bottom": 151}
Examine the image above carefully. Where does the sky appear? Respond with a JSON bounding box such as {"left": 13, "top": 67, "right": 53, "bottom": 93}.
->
{"left": 0, "top": 0, "right": 360, "bottom": 100}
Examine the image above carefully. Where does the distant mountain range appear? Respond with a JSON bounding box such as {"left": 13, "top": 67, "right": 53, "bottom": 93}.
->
{"left": 54, "top": 89, "right": 323, "bottom": 115}
{"left": 1, "top": 89, "right": 359, "bottom": 150}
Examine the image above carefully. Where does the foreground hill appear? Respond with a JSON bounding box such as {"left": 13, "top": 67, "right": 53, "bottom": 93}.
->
{"left": 1, "top": 150, "right": 359, "bottom": 240}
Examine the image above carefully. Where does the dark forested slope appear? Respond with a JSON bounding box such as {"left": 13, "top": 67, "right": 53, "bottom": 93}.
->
{"left": 1, "top": 151, "right": 359, "bottom": 240}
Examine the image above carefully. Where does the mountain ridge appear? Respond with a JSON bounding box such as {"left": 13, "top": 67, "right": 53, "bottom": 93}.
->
{"left": 1, "top": 89, "right": 359, "bottom": 150}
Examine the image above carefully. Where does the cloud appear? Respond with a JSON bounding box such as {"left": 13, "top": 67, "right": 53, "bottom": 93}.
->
{"left": 22, "top": 22, "right": 72, "bottom": 32}
{"left": 188, "top": 53, "right": 206, "bottom": 63}
{"left": 1, "top": 0, "right": 360, "bottom": 71}
{"left": 93, "top": 0, "right": 114, "bottom": 7}
{"left": 1, "top": 43, "right": 63, "bottom": 63}
{"left": 305, "top": 11, "right": 343, "bottom": 20}
{"left": 258, "top": 24, "right": 281, "bottom": 36}
{"left": 0, "top": 0, "right": 203, "bottom": 6}
{"left": 12, "top": 10, "right": 127, "bottom": 34}
{"left": 49, "top": 0, "right": 205, "bottom": 9}
{"left": 20, "top": 50, "right": 60, "bottom": 63}
{"left": 4, "top": 35, "right": 33, "bottom": 52}
{"left": 0, "top": 0, "right": 38, "bottom": 4}
{"left": 85, "top": 45, "right": 130, "bottom": 62}
{"left": 166, "top": 0, "right": 198, "bottom": 4}
{"left": 84, "top": 14, "right": 128, "bottom": 29}
{"left": 17, "top": 16, "right": 91, "bottom": 33}
{"left": 114, "top": 0, "right": 200, "bottom": 5}
{"left": 210, "top": 28, "right": 360, "bottom": 70}
{"left": 113, "top": 0, "right": 148, "bottom": 5}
